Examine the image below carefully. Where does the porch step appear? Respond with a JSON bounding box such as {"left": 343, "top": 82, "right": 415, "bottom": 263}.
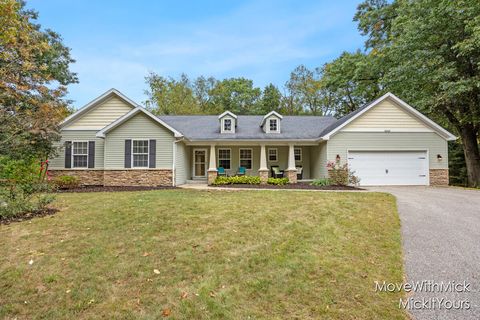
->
{"left": 186, "top": 179, "right": 207, "bottom": 184}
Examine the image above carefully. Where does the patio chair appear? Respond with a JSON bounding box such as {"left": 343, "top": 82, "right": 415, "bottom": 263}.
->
{"left": 271, "top": 166, "right": 284, "bottom": 178}
{"left": 236, "top": 166, "right": 246, "bottom": 176}
{"left": 296, "top": 166, "right": 303, "bottom": 180}
{"left": 217, "top": 167, "right": 226, "bottom": 176}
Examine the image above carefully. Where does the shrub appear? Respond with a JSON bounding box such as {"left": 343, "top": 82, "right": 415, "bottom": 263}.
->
{"left": 0, "top": 157, "right": 55, "bottom": 219}
{"left": 267, "top": 177, "right": 289, "bottom": 185}
{"left": 326, "top": 160, "right": 360, "bottom": 186}
{"left": 53, "top": 175, "right": 80, "bottom": 189}
{"left": 311, "top": 178, "right": 331, "bottom": 186}
{"left": 213, "top": 175, "right": 261, "bottom": 185}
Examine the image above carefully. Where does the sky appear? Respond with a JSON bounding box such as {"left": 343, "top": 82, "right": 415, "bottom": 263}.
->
{"left": 28, "top": 0, "right": 365, "bottom": 109}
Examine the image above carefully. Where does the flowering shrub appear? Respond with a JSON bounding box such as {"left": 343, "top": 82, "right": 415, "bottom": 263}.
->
{"left": 326, "top": 160, "right": 360, "bottom": 186}
{"left": 213, "top": 175, "right": 261, "bottom": 185}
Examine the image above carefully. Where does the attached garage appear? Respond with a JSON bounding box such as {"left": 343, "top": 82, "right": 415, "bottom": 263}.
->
{"left": 347, "top": 151, "right": 428, "bottom": 186}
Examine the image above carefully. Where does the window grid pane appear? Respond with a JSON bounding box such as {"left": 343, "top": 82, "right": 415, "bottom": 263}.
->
{"left": 239, "top": 149, "right": 252, "bottom": 169}
{"left": 132, "top": 140, "right": 149, "bottom": 167}
{"left": 294, "top": 148, "right": 302, "bottom": 161}
{"left": 224, "top": 119, "right": 232, "bottom": 131}
{"left": 218, "top": 149, "right": 231, "bottom": 169}
{"left": 269, "top": 119, "right": 277, "bottom": 131}
{"left": 268, "top": 149, "right": 277, "bottom": 161}
{"left": 72, "top": 142, "right": 88, "bottom": 168}
{"left": 73, "top": 155, "right": 88, "bottom": 168}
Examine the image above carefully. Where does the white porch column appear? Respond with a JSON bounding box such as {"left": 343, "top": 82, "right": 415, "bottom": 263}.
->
{"left": 259, "top": 144, "right": 268, "bottom": 171}
{"left": 208, "top": 144, "right": 217, "bottom": 171}
{"left": 287, "top": 143, "right": 296, "bottom": 171}
{"left": 207, "top": 144, "right": 217, "bottom": 185}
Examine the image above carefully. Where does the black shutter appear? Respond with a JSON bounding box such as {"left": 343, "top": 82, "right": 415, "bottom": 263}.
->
{"left": 149, "top": 139, "right": 156, "bottom": 168}
{"left": 125, "top": 139, "right": 132, "bottom": 168}
{"left": 65, "top": 141, "right": 72, "bottom": 168}
{"left": 88, "top": 141, "right": 95, "bottom": 168}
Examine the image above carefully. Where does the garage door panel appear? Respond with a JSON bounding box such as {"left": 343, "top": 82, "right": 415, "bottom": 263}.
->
{"left": 348, "top": 151, "right": 428, "bottom": 186}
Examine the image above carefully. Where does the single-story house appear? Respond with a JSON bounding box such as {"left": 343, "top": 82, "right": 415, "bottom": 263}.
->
{"left": 49, "top": 89, "right": 456, "bottom": 186}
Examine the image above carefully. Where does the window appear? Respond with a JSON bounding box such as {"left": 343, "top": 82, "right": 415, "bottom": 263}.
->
{"left": 269, "top": 118, "right": 278, "bottom": 132}
{"left": 268, "top": 148, "right": 278, "bottom": 162}
{"left": 239, "top": 149, "right": 252, "bottom": 169}
{"left": 132, "top": 140, "right": 149, "bottom": 168}
{"left": 294, "top": 148, "right": 302, "bottom": 162}
{"left": 218, "top": 148, "right": 231, "bottom": 169}
{"left": 223, "top": 118, "right": 232, "bottom": 132}
{"left": 72, "top": 141, "right": 88, "bottom": 168}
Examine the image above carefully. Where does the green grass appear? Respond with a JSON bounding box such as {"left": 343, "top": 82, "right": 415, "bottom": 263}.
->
{"left": 0, "top": 189, "right": 406, "bottom": 319}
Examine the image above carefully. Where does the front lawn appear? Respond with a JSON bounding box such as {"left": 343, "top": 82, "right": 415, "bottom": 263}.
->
{"left": 0, "top": 190, "right": 406, "bottom": 319}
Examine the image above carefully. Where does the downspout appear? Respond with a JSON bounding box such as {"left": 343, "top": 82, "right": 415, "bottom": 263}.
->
{"left": 172, "top": 137, "right": 185, "bottom": 187}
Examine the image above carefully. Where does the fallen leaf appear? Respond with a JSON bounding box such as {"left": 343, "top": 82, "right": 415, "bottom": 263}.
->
{"left": 181, "top": 291, "right": 188, "bottom": 299}
{"left": 88, "top": 299, "right": 95, "bottom": 304}
{"left": 162, "top": 308, "right": 171, "bottom": 317}
{"left": 153, "top": 269, "right": 160, "bottom": 274}
{"left": 28, "top": 259, "right": 34, "bottom": 265}
{"left": 142, "top": 252, "right": 150, "bottom": 257}
{"left": 66, "top": 289, "right": 71, "bottom": 293}
{"left": 209, "top": 291, "right": 216, "bottom": 297}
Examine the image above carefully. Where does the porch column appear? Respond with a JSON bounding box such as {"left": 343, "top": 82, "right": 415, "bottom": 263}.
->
{"left": 258, "top": 144, "right": 269, "bottom": 184}
{"left": 285, "top": 143, "right": 297, "bottom": 183}
{"left": 207, "top": 144, "right": 217, "bottom": 185}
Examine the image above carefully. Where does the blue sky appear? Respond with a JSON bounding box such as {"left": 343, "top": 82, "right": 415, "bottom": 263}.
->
{"left": 28, "top": 0, "right": 365, "bottom": 108}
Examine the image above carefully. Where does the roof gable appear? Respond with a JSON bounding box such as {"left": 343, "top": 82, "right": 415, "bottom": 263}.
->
{"left": 61, "top": 89, "right": 138, "bottom": 130}
{"left": 321, "top": 92, "right": 456, "bottom": 141}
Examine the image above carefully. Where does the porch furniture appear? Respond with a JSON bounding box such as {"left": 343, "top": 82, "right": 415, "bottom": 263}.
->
{"left": 271, "top": 166, "right": 284, "bottom": 178}
{"left": 296, "top": 166, "right": 303, "bottom": 180}
{"left": 217, "top": 167, "right": 226, "bottom": 177}
{"left": 236, "top": 166, "right": 246, "bottom": 176}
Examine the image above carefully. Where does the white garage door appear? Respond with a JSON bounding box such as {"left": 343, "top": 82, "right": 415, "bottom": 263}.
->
{"left": 348, "top": 151, "right": 428, "bottom": 186}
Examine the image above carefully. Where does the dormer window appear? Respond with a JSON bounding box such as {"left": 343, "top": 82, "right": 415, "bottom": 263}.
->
{"left": 218, "top": 111, "right": 237, "bottom": 134}
{"left": 269, "top": 118, "right": 278, "bottom": 132}
{"left": 261, "top": 111, "right": 283, "bottom": 133}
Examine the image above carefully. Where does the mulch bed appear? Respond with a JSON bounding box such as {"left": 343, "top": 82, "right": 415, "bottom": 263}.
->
{"left": 56, "top": 186, "right": 177, "bottom": 193}
{"left": 213, "top": 183, "right": 362, "bottom": 190}
{"left": 0, "top": 208, "right": 59, "bottom": 225}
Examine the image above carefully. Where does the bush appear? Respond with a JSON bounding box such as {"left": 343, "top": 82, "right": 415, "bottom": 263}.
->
{"left": 0, "top": 157, "right": 55, "bottom": 219}
{"left": 53, "top": 175, "right": 80, "bottom": 189}
{"left": 311, "top": 178, "right": 331, "bottom": 186}
{"left": 213, "top": 175, "right": 261, "bottom": 185}
{"left": 326, "top": 160, "right": 360, "bottom": 186}
{"left": 267, "top": 177, "right": 289, "bottom": 185}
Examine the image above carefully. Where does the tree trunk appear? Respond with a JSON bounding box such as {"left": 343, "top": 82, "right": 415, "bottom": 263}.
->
{"left": 459, "top": 125, "right": 480, "bottom": 187}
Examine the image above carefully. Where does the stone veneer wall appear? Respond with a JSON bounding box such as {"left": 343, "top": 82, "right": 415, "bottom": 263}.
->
{"left": 207, "top": 170, "right": 217, "bottom": 185}
{"left": 285, "top": 170, "right": 297, "bottom": 184}
{"left": 49, "top": 170, "right": 104, "bottom": 185}
{"left": 49, "top": 169, "right": 173, "bottom": 187}
{"left": 104, "top": 170, "right": 172, "bottom": 187}
{"left": 429, "top": 169, "right": 449, "bottom": 186}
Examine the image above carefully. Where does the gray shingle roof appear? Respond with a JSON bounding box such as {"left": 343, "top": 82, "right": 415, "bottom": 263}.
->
{"left": 158, "top": 115, "right": 338, "bottom": 140}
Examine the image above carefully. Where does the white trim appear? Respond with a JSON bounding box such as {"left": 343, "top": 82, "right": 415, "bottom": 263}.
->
{"left": 217, "top": 148, "right": 232, "bottom": 170}
{"left": 60, "top": 88, "right": 139, "bottom": 128}
{"left": 131, "top": 139, "right": 150, "bottom": 168}
{"left": 261, "top": 111, "right": 283, "bottom": 124}
{"left": 239, "top": 148, "right": 253, "bottom": 170}
{"left": 71, "top": 140, "right": 89, "bottom": 169}
{"left": 294, "top": 147, "right": 302, "bottom": 162}
{"left": 96, "top": 107, "right": 183, "bottom": 138}
{"left": 346, "top": 148, "right": 430, "bottom": 186}
{"left": 221, "top": 117, "right": 235, "bottom": 133}
{"left": 266, "top": 118, "right": 280, "bottom": 133}
{"left": 218, "top": 110, "right": 238, "bottom": 119}
{"left": 268, "top": 148, "right": 278, "bottom": 162}
{"left": 321, "top": 92, "right": 457, "bottom": 141}
{"left": 192, "top": 148, "right": 208, "bottom": 178}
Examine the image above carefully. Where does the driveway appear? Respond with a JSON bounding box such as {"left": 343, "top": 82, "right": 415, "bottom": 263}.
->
{"left": 368, "top": 186, "right": 480, "bottom": 320}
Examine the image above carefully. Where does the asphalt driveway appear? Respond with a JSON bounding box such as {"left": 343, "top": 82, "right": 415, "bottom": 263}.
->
{"left": 368, "top": 186, "right": 480, "bottom": 320}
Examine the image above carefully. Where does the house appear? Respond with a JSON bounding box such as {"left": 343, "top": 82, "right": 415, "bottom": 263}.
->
{"left": 48, "top": 89, "right": 456, "bottom": 186}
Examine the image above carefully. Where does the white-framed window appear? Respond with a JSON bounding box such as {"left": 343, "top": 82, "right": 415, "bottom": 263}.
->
{"left": 72, "top": 141, "right": 88, "bottom": 168}
{"left": 132, "top": 140, "right": 149, "bottom": 168}
{"left": 294, "top": 148, "right": 302, "bottom": 162}
{"left": 223, "top": 118, "right": 232, "bottom": 131}
{"left": 268, "top": 148, "right": 278, "bottom": 162}
{"left": 239, "top": 148, "right": 253, "bottom": 169}
{"left": 269, "top": 118, "right": 278, "bottom": 132}
{"left": 218, "top": 148, "right": 231, "bottom": 169}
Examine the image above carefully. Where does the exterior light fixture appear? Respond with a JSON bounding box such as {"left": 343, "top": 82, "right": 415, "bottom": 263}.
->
{"left": 336, "top": 154, "right": 341, "bottom": 161}
{"left": 437, "top": 154, "right": 443, "bottom": 161}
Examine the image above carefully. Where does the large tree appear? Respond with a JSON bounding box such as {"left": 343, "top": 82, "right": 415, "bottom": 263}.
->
{"left": 0, "top": 0, "right": 77, "bottom": 159}
{"left": 208, "top": 78, "right": 262, "bottom": 114}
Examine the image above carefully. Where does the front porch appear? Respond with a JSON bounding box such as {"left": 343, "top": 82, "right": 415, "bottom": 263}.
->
{"left": 185, "top": 143, "right": 317, "bottom": 185}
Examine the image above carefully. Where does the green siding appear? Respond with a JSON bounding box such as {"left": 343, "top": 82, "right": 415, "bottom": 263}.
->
{"left": 104, "top": 113, "right": 175, "bottom": 169}
{"left": 310, "top": 142, "right": 328, "bottom": 179}
{"left": 327, "top": 132, "right": 448, "bottom": 169}
{"left": 49, "top": 130, "right": 105, "bottom": 169}
{"left": 175, "top": 142, "right": 188, "bottom": 185}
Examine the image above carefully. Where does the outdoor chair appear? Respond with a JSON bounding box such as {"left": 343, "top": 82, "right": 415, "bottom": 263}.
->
{"left": 271, "top": 166, "right": 284, "bottom": 178}
{"left": 217, "top": 167, "right": 226, "bottom": 176}
{"left": 296, "top": 166, "right": 303, "bottom": 180}
{"left": 236, "top": 166, "right": 246, "bottom": 176}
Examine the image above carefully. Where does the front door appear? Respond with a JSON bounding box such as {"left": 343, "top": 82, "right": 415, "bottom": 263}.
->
{"left": 193, "top": 149, "right": 207, "bottom": 177}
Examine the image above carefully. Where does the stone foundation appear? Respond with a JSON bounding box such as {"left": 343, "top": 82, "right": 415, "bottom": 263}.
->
{"left": 285, "top": 169, "right": 297, "bottom": 184}
{"left": 258, "top": 170, "right": 269, "bottom": 184}
{"left": 48, "top": 170, "right": 104, "bottom": 186}
{"left": 103, "top": 170, "right": 172, "bottom": 187}
{"left": 207, "top": 170, "right": 217, "bottom": 185}
{"left": 429, "top": 169, "right": 449, "bottom": 186}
